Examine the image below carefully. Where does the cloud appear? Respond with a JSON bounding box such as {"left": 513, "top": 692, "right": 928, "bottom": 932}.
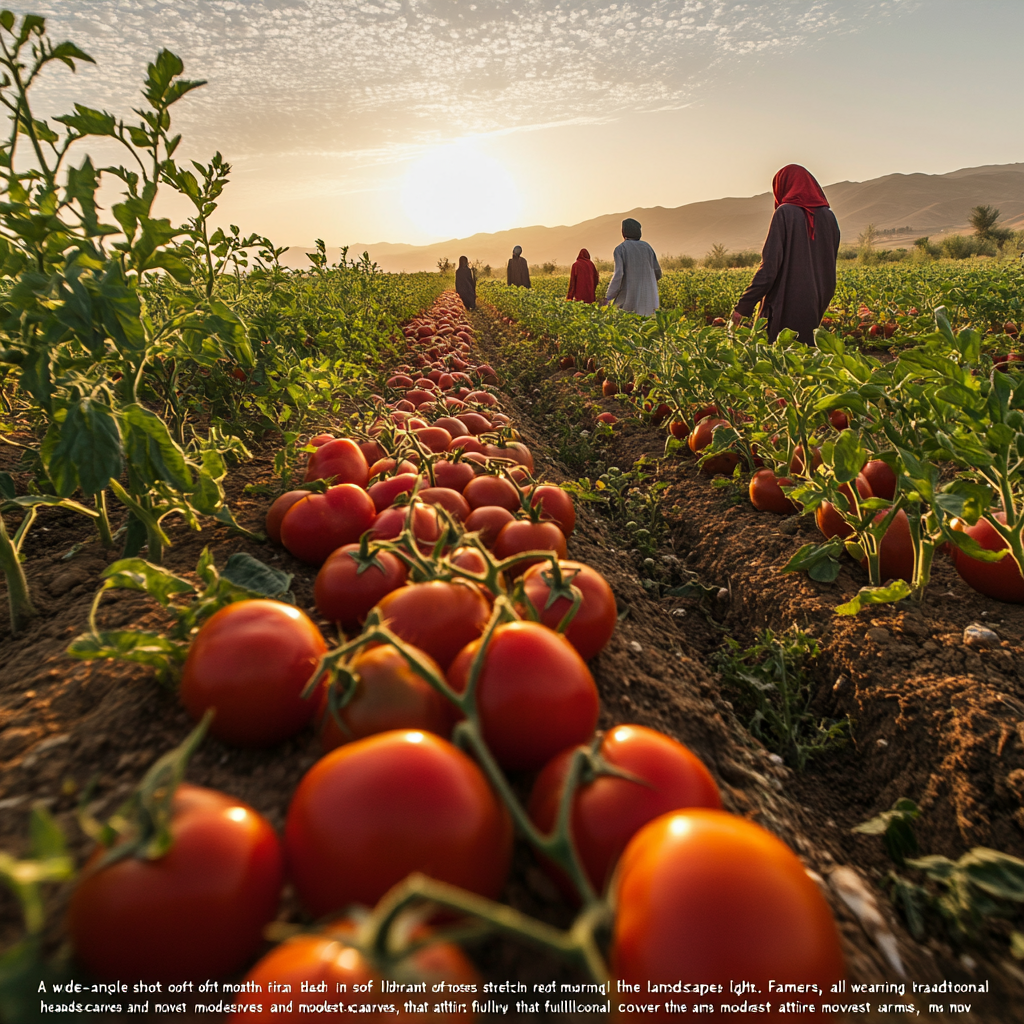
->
{"left": 13, "top": 0, "right": 918, "bottom": 160}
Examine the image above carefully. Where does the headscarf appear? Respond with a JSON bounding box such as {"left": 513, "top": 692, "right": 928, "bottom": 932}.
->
{"left": 772, "top": 164, "right": 829, "bottom": 240}
{"left": 577, "top": 248, "right": 591, "bottom": 260}
{"left": 458, "top": 255, "right": 469, "bottom": 267}
{"left": 512, "top": 245, "right": 522, "bottom": 257}
{"left": 621, "top": 218, "right": 641, "bottom": 240}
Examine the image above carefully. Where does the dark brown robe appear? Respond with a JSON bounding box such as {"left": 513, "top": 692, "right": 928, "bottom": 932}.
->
{"left": 455, "top": 264, "right": 476, "bottom": 309}
{"left": 506, "top": 255, "right": 531, "bottom": 288}
{"left": 735, "top": 204, "right": 840, "bottom": 344}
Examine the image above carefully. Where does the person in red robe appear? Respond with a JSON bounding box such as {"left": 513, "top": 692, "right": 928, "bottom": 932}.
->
{"left": 732, "top": 165, "right": 840, "bottom": 344}
{"left": 566, "top": 248, "right": 599, "bottom": 303}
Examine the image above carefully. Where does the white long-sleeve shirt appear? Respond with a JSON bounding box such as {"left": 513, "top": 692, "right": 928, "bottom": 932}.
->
{"left": 605, "top": 238, "right": 662, "bottom": 316}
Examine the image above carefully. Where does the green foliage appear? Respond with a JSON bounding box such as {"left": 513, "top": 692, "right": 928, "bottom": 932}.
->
{"left": 857, "top": 798, "right": 1024, "bottom": 957}
{"left": 0, "top": 805, "right": 78, "bottom": 1024}
{"left": 852, "top": 797, "right": 921, "bottom": 866}
{"left": 715, "top": 626, "right": 846, "bottom": 770}
{"left": 68, "top": 548, "right": 293, "bottom": 683}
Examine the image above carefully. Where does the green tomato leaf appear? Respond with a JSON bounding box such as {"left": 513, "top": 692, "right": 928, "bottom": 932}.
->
{"left": 834, "top": 579, "right": 912, "bottom": 616}
{"left": 46, "top": 397, "right": 123, "bottom": 497}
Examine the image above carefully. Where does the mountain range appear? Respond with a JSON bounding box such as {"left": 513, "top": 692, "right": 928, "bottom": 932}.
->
{"left": 280, "top": 162, "right": 1024, "bottom": 273}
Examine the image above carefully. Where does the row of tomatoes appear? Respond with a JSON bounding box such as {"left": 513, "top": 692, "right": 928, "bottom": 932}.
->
{"left": 65, "top": 295, "right": 847, "bottom": 1021}
{"left": 593, "top": 371, "right": 1023, "bottom": 603}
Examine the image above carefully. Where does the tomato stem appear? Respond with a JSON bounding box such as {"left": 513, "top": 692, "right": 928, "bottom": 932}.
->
{"left": 360, "top": 873, "right": 611, "bottom": 984}
{"left": 0, "top": 511, "right": 37, "bottom": 635}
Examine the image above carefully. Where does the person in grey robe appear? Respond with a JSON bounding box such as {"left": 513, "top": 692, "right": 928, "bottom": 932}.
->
{"left": 455, "top": 255, "right": 476, "bottom": 309}
{"left": 732, "top": 164, "right": 840, "bottom": 344}
{"left": 605, "top": 219, "right": 661, "bottom": 316}
{"left": 507, "top": 245, "right": 531, "bottom": 288}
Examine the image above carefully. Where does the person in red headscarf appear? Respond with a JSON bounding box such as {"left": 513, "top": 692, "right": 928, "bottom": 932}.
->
{"left": 566, "top": 248, "right": 599, "bottom": 303}
{"left": 732, "top": 165, "right": 840, "bottom": 344}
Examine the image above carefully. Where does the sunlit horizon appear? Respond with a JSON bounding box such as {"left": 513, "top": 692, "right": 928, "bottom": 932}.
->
{"left": 8, "top": 1, "right": 1024, "bottom": 248}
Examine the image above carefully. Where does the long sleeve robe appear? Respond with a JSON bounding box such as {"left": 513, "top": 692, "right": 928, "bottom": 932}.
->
{"left": 605, "top": 239, "right": 662, "bottom": 316}
{"left": 735, "top": 204, "right": 840, "bottom": 344}
{"left": 567, "top": 251, "right": 599, "bottom": 303}
{"left": 506, "top": 255, "right": 531, "bottom": 288}
{"left": 455, "top": 264, "right": 476, "bottom": 309}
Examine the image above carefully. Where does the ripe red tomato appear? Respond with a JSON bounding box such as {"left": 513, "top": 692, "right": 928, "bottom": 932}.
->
{"left": 489, "top": 441, "right": 534, "bottom": 473}
{"left": 493, "top": 520, "right": 569, "bottom": 576}
{"left": 828, "top": 409, "right": 850, "bottom": 431}
{"left": 463, "top": 475, "right": 521, "bottom": 513}
{"left": 688, "top": 418, "right": 740, "bottom": 477}
{"left": 314, "top": 544, "right": 408, "bottom": 626}
{"left": 860, "top": 458, "right": 897, "bottom": 501}
{"left": 789, "top": 444, "right": 822, "bottom": 476}
{"left": 180, "top": 600, "right": 327, "bottom": 746}
{"left": 457, "top": 412, "right": 493, "bottom": 435}
{"left": 859, "top": 508, "right": 914, "bottom": 583}
{"left": 611, "top": 810, "right": 845, "bottom": 1005}
{"left": 374, "top": 580, "right": 490, "bottom": 669}
{"left": 367, "top": 473, "right": 421, "bottom": 513}
{"left": 370, "top": 502, "right": 444, "bottom": 550}
{"left": 748, "top": 469, "right": 797, "bottom": 514}
{"left": 449, "top": 546, "right": 491, "bottom": 576}
{"left": 68, "top": 784, "right": 284, "bottom": 981}
{"left": 519, "top": 560, "right": 616, "bottom": 660}
{"left": 464, "top": 505, "right": 516, "bottom": 547}
{"left": 528, "top": 725, "right": 721, "bottom": 895}
{"left": 280, "top": 484, "right": 377, "bottom": 565}
{"left": 432, "top": 459, "right": 476, "bottom": 492}
{"left": 231, "top": 920, "right": 480, "bottom": 1023}
{"left": 265, "top": 489, "right": 309, "bottom": 545}
{"left": 418, "top": 486, "right": 472, "bottom": 521}
{"left": 368, "top": 457, "right": 419, "bottom": 479}
{"left": 317, "top": 645, "right": 453, "bottom": 752}
{"left": 529, "top": 485, "right": 576, "bottom": 536}
{"left": 284, "top": 730, "right": 512, "bottom": 917}
{"left": 951, "top": 513, "right": 1024, "bottom": 602}
{"left": 447, "top": 622, "right": 599, "bottom": 771}
{"left": 304, "top": 438, "right": 370, "bottom": 487}
{"left": 415, "top": 426, "right": 452, "bottom": 453}
{"left": 815, "top": 474, "right": 873, "bottom": 540}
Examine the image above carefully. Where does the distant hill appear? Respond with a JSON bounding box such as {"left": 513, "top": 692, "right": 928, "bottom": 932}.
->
{"left": 280, "top": 163, "right": 1024, "bottom": 273}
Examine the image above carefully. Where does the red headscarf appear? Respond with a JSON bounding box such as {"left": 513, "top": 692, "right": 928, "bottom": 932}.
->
{"left": 772, "top": 164, "right": 829, "bottom": 240}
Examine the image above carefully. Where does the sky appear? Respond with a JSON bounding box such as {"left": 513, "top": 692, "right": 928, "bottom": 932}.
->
{"left": 11, "top": 1, "right": 1024, "bottom": 247}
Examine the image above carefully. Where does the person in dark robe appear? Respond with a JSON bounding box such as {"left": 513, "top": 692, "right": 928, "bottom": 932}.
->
{"left": 507, "top": 245, "right": 531, "bottom": 288}
{"left": 455, "top": 255, "right": 476, "bottom": 310}
{"left": 732, "top": 165, "right": 840, "bottom": 344}
{"left": 566, "top": 248, "right": 599, "bottom": 302}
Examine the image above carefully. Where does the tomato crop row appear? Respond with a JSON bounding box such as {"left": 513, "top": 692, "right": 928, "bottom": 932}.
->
{"left": 7, "top": 289, "right": 854, "bottom": 1023}
{"left": 482, "top": 279, "right": 1024, "bottom": 613}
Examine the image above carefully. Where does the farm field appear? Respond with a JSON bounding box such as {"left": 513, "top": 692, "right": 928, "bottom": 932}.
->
{"left": 4, "top": 13, "right": 1024, "bottom": 1024}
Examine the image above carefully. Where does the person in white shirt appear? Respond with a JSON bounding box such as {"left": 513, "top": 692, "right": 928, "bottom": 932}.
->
{"left": 604, "top": 218, "right": 662, "bottom": 316}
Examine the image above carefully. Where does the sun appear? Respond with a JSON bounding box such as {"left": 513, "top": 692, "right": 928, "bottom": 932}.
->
{"left": 400, "top": 141, "right": 523, "bottom": 240}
